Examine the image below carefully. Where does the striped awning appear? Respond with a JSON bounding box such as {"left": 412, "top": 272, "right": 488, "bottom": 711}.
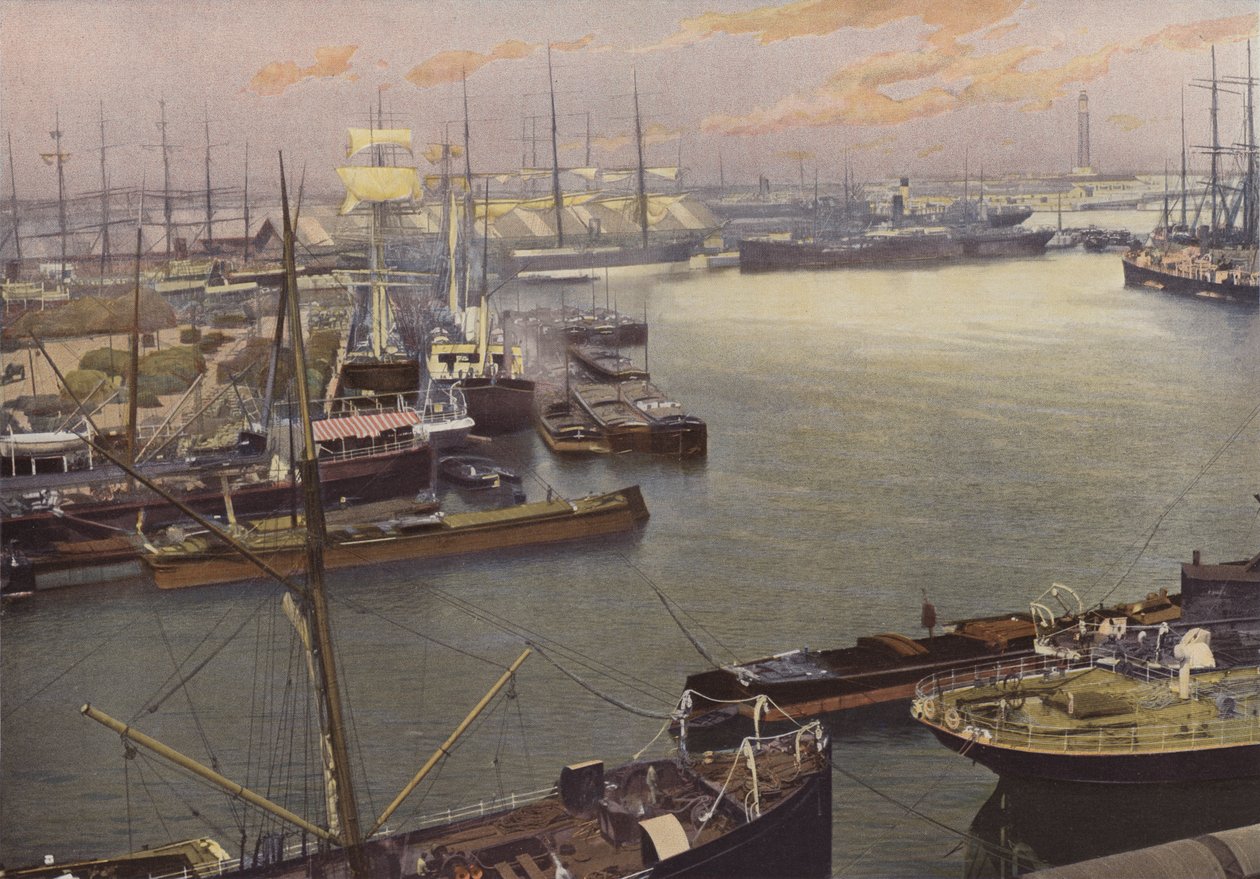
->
{"left": 312, "top": 410, "right": 421, "bottom": 442}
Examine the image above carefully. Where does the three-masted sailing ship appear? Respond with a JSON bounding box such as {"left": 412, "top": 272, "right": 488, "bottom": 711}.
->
{"left": 14, "top": 159, "right": 833, "bottom": 879}
{"left": 1122, "top": 45, "right": 1259, "bottom": 304}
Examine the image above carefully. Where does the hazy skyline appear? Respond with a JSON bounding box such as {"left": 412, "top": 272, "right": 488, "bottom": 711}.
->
{"left": 3, "top": 0, "right": 1258, "bottom": 203}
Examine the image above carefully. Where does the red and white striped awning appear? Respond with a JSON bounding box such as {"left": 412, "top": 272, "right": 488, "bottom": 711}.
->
{"left": 312, "top": 410, "right": 421, "bottom": 442}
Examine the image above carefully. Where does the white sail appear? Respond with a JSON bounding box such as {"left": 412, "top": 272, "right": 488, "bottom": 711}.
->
{"left": 345, "top": 128, "right": 413, "bottom": 158}
{"left": 336, "top": 166, "right": 423, "bottom": 215}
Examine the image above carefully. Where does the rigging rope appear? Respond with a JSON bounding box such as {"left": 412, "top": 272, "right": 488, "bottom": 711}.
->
{"left": 427, "top": 584, "right": 675, "bottom": 702}
{"left": 529, "top": 642, "right": 674, "bottom": 719}
{"left": 1095, "top": 400, "right": 1260, "bottom": 606}
{"left": 617, "top": 552, "right": 731, "bottom": 669}
{"left": 828, "top": 756, "right": 1020, "bottom": 877}
{"left": 1, "top": 617, "right": 134, "bottom": 723}
{"left": 140, "top": 594, "right": 274, "bottom": 715}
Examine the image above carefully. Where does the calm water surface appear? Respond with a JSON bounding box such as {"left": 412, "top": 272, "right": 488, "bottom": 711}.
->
{"left": 4, "top": 213, "right": 1259, "bottom": 876}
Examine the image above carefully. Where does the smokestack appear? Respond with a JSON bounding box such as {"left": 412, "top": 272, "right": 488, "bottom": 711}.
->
{"left": 900, "top": 177, "right": 910, "bottom": 214}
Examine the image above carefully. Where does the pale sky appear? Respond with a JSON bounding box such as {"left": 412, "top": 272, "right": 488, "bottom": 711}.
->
{"left": 2, "top": 0, "right": 1257, "bottom": 202}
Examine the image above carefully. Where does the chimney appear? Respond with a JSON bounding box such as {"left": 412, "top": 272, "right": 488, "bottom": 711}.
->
{"left": 1192, "top": 549, "right": 1201, "bottom": 566}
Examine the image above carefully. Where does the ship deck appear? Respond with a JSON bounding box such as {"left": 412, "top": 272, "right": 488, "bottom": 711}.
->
{"left": 917, "top": 656, "right": 1260, "bottom": 757}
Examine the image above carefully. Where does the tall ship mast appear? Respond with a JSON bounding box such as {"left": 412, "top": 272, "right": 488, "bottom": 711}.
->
{"left": 1123, "top": 43, "right": 1259, "bottom": 304}
{"left": 426, "top": 94, "right": 535, "bottom": 435}
{"left": 26, "top": 158, "right": 835, "bottom": 879}
{"left": 335, "top": 125, "right": 425, "bottom": 399}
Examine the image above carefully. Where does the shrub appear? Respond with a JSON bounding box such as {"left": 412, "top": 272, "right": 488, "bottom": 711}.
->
{"left": 79, "top": 347, "right": 130, "bottom": 378}
{"left": 61, "top": 369, "right": 115, "bottom": 408}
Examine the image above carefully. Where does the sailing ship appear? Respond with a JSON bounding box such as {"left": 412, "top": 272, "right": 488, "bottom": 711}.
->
{"left": 31, "top": 160, "right": 834, "bottom": 879}
{"left": 1122, "top": 46, "right": 1259, "bottom": 304}
{"left": 333, "top": 126, "right": 427, "bottom": 397}
{"left": 497, "top": 62, "right": 700, "bottom": 276}
{"left": 426, "top": 121, "right": 536, "bottom": 434}
{"left": 912, "top": 548, "right": 1260, "bottom": 783}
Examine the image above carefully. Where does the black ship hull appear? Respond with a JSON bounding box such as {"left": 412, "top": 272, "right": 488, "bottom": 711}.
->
{"left": 683, "top": 624, "right": 1038, "bottom": 738}
{"left": 2, "top": 444, "right": 434, "bottom": 544}
{"left": 505, "top": 239, "right": 696, "bottom": 274}
{"left": 338, "top": 358, "right": 423, "bottom": 394}
{"left": 1122, "top": 254, "right": 1259, "bottom": 304}
{"left": 958, "top": 228, "right": 1055, "bottom": 258}
{"left": 247, "top": 759, "right": 831, "bottom": 879}
{"left": 459, "top": 377, "right": 535, "bottom": 435}
{"left": 926, "top": 725, "right": 1260, "bottom": 784}
{"left": 739, "top": 234, "right": 961, "bottom": 272}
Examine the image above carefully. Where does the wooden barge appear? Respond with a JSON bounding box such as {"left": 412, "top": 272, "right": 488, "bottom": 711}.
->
{"left": 144, "top": 485, "right": 649, "bottom": 589}
{"left": 681, "top": 590, "right": 1181, "bottom": 729}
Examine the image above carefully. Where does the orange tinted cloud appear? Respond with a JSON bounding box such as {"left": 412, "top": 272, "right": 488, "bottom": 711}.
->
{"left": 591, "top": 134, "right": 632, "bottom": 152}
{"left": 983, "top": 22, "right": 1019, "bottom": 41}
{"left": 1108, "top": 113, "right": 1144, "bottom": 131}
{"left": 247, "top": 45, "right": 358, "bottom": 96}
{"left": 1138, "top": 13, "right": 1256, "bottom": 50}
{"left": 853, "top": 134, "right": 897, "bottom": 151}
{"left": 405, "top": 35, "right": 595, "bottom": 89}
{"left": 552, "top": 34, "right": 596, "bottom": 51}
{"left": 406, "top": 40, "right": 535, "bottom": 88}
{"left": 658, "top": 0, "right": 1020, "bottom": 52}
{"left": 703, "top": 12, "right": 1257, "bottom": 135}
{"left": 643, "top": 122, "right": 680, "bottom": 147}
{"left": 917, "top": 144, "right": 943, "bottom": 158}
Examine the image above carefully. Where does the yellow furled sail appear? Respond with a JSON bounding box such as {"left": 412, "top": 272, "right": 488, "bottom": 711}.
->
{"left": 601, "top": 194, "right": 680, "bottom": 226}
{"left": 345, "top": 128, "right": 413, "bottom": 158}
{"left": 337, "top": 166, "right": 423, "bottom": 215}
{"left": 645, "top": 167, "right": 680, "bottom": 181}
{"left": 423, "top": 143, "right": 464, "bottom": 164}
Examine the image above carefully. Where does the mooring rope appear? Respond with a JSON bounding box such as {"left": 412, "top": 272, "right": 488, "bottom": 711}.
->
{"left": 528, "top": 642, "right": 674, "bottom": 719}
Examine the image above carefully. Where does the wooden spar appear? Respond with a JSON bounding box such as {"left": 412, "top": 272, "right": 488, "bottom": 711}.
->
{"left": 279, "top": 155, "right": 367, "bottom": 869}
{"left": 368, "top": 648, "right": 532, "bottom": 836}
{"left": 80, "top": 704, "right": 340, "bottom": 844}
{"left": 127, "top": 225, "right": 142, "bottom": 470}
{"left": 7, "top": 130, "right": 22, "bottom": 262}
{"left": 244, "top": 142, "right": 251, "bottom": 263}
{"left": 547, "top": 44, "right": 564, "bottom": 248}
{"left": 633, "top": 69, "right": 648, "bottom": 249}
{"left": 134, "top": 373, "right": 209, "bottom": 462}
{"left": 477, "top": 182, "right": 491, "bottom": 374}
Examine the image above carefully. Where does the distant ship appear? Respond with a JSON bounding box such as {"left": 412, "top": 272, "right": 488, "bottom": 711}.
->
{"left": 739, "top": 227, "right": 961, "bottom": 272}
{"left": 1123, "top": 48, "right": 1259, "bottom": 305}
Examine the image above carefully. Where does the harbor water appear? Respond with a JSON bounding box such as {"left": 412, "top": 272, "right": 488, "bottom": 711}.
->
{"left": 4, "top": 212, "right": 1259, "bottom": 876}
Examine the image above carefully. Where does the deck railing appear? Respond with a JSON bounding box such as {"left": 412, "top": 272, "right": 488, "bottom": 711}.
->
{"left": 136, "top": 786, "right": 560, "bottom": 878}
{"left": 915, "top": 653, "right": 1260, "bottom": 755}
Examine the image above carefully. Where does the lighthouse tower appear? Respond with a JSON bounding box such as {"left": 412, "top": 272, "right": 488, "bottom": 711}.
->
{"left": 1073, "top": 90, "right": 1094, "bottom": 175}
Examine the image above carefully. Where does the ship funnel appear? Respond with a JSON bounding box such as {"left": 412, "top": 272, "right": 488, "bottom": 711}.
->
{"left": 900, "top": 177, "right": 911, "bottom": 214}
